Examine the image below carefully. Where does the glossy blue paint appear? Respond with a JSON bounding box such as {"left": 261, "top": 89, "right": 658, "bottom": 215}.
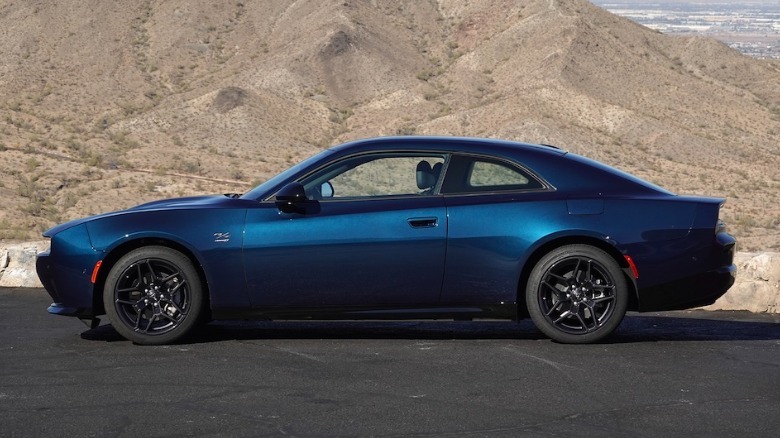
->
{"left": 85, "top": 202, "right": 252, "bottom": 310}
{"left": 36, "top": 223, "right": 100, "bottom": 315}
{"left": 36, "top": 136, "right": 736, "bottom": 339}
{"left": 442, "top": 193, "right": 568, "bottom": 305}
{"left": 567, "top": 199, "right": 604, "bottom": 215}
{"left": 243, "top": 196, "right": 445, "bottom": 307}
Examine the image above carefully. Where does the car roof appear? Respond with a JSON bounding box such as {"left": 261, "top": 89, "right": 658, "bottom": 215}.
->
{"left": 328, "top": 136, "right": 568, "bottom": 157}
{"left": 244, "top": 136, "right": 671, "bottom": 200}
{"left": 327, "top": 136, "right": 671, "bottom": 197}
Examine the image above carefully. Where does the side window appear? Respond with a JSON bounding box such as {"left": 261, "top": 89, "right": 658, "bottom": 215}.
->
{"left": 469, "top": 161, "right": 530, "bottom": 187}
{"left": 441, "top": 155, "right": 544, "bottom": 194}
{"left": 301, "top": 154, "right": 445, "bottom": 199}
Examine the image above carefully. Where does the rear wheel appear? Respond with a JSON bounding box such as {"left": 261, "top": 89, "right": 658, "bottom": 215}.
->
{"left": 104, "top": 246, "right": 203, "bottom": 345}
{"left": 526, "top": 245, "right": 627, "bottom": 344}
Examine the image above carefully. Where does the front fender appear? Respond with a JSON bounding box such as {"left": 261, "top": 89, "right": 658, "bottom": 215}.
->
{"left": 85, "top": 209, "right": 250, "bottom": 310}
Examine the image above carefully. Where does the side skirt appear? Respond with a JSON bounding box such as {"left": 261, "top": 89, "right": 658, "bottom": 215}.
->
{"left": 212, "top": 303, "right": 518, "bottom": 321}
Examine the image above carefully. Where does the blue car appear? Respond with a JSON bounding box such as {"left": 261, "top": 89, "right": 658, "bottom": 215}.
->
{"left": 36, "top": 136, "right": 736, "bottom": 345}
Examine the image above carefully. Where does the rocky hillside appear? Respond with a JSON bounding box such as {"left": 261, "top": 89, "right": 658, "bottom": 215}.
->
{"left": 1, "top": 0, "right": 779, "bottom": 249}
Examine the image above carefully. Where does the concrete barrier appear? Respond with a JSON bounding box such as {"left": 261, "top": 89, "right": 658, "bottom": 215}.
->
{"left": 1, "top": 241, "right": 778, "bottom": 313}
{"left": 701, "top": 252, "right": 780, "bottom": 313}
{"left": 0, "top": 241, "right": 47, "bottom": 288}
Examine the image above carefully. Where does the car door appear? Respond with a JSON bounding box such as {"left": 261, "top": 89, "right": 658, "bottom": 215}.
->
{"left": 438, "top": 154, "right": 555, "bottom": 305}
{"left": 242, "top": 153, "right": 447, "bottom": 308}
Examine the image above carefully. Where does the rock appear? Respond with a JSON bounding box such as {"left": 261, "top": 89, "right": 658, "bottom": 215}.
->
{"left": 211, "top": 87, "right": 247, "bottom": 113}
{"left": 0, "top": 242, "right": 48, "bottom": 288}
{"left": 702, "top": 252, "right": 780, "bottom": 313}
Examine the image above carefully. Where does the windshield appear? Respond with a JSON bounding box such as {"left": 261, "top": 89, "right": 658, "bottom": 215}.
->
{"left": 240, "top": 148, "right": 337, "bottom": 200}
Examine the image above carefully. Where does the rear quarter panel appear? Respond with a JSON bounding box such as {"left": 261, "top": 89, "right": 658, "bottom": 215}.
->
{"left": 441, "top": 191, "right": 723, "bottom": 308}
{"left": 513, "top": 148, "right": 725, "bottom": 294}
{"left": 602, "top": 196, "right": 722, "bottom": 290}
{"left": 442, "top": 193, "right": 569, "bottom": 304}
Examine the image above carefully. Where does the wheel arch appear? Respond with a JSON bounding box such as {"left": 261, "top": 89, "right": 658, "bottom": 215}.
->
{"left": 92, "top": 237, "right": 211, "bottom": 318}
{"left": 517, "top": 235, "right": 639, "bottom": 318}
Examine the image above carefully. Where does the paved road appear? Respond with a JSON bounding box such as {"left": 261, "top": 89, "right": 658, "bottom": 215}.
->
{"left": 1, "top": 287, "right": 779, "bottom": 437}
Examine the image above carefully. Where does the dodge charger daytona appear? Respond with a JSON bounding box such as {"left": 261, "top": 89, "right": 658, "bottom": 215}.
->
{"left": 36, "top": 136, "right": 736, "bottom": 344}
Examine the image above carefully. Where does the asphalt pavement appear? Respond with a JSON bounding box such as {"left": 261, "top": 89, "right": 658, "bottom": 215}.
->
{"left": 1, "top": 287, "right": 779, "bottom": 437}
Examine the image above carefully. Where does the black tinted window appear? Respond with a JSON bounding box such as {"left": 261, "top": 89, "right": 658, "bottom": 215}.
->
{"left": 440, "top": 155, "right": 543, "bottom": 194}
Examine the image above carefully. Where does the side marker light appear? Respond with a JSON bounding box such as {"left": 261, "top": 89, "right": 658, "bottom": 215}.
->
{"left": 91, "top": 260, "right": 103, "bottom": 284}
{"left": 624, "top": 255, "right": 639, "bottom": 279}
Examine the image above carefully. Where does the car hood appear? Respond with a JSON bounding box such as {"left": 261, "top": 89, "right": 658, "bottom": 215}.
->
{"left": 43, "top": 195, "right": 237, "bottom": 237}
{"left": 127, "top": 194, "right": 234, "bottom": 211}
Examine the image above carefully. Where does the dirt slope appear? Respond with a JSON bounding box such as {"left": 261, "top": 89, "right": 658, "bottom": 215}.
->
{"left": 0, "top": 0, "right": 778, "bottom": 249}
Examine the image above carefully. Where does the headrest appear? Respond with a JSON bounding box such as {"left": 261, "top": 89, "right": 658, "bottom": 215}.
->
{"left": 431, "top": 162, "right": 443, "bottom": 180}
{"left": 416, "top": 161, "right": 434, "bottom": 190}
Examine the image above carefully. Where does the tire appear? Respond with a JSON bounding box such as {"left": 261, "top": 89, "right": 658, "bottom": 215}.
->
{"left": 103, "top": 246, "right": 203, "bottom": 345}
{"left": 525, "top": 245, "right": 628, "bottom": 344}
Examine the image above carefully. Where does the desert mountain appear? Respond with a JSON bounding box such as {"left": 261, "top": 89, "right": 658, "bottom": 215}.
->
{"left": 1, "top": 0, "right": 778, "bottom": 249}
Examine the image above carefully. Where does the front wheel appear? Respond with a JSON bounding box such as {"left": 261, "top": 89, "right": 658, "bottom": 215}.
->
{"left": 103, "top": 246, "right": 204, "bottom": 345}
{"left": 526, "top": 245, "right": 628, "bottom": 344}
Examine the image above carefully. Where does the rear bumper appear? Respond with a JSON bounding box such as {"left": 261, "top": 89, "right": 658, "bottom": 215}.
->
{"left": 637, "top": 230, "right": 737, "bottom": 312}
{"left": 637, "top": 264, "right": 736, "bottom": 312}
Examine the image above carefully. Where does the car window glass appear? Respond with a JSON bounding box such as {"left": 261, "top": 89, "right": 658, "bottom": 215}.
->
{"left": 302, "top": 155, "right": 445, "bottom": 199}
{"left": 469, "top": 161, "right": 530, "bottom": 186}
{"left": 440, "top": 155, "right": 543, "bottom": 194}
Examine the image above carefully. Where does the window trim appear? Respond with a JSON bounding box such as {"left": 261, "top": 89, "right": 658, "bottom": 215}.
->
{"left": 264, "top": 151, "right": 450, "bottom": 202}
{"left": 438, "top": 153, "right": 554, "bottom": 196}
{"left": 262, "top": 150, "right": 555, "bottom": 202}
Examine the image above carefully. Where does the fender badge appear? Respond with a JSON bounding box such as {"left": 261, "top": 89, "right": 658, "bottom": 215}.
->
{"left": 213, "top": 232, "right": 231, "bottom": 243}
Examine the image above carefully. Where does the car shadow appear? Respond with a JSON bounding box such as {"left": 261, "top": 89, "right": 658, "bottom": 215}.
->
{"left": 610, "top": 311, "right": 780, "bottom": 343}
{"left": 80, "top": 311, "right": 780, "bottom": 344}
{"left": 80, "top": 319, "right": 545, "bottom": 343}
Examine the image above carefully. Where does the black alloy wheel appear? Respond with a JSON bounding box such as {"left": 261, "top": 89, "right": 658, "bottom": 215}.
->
{"left": 526, "top": 245, "right": 628, "bottom": 344}
{"left": 104, "top": 246, "right": 203, "bottom": 345}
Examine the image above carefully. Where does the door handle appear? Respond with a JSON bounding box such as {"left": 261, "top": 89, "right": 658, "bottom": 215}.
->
{"left": 408, "top": 217, "right": 438, "bottom": 228}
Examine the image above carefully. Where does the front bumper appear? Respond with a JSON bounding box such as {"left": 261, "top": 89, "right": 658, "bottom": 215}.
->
{"left": 37, "top": 250, "right": 97, "bottom": 318}
{"left": 47, "top": 302, "right": 94, "bottom": 318}
{"left": 36, "top": 224, "right": 103, "bottom": 318}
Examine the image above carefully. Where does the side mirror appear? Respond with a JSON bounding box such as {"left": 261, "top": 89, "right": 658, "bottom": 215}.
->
{"left": 321, "top": 181, "right": 334, "bottom": 198}
{"left": 275, "top": 182, "right": 309, "bottom": 214}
